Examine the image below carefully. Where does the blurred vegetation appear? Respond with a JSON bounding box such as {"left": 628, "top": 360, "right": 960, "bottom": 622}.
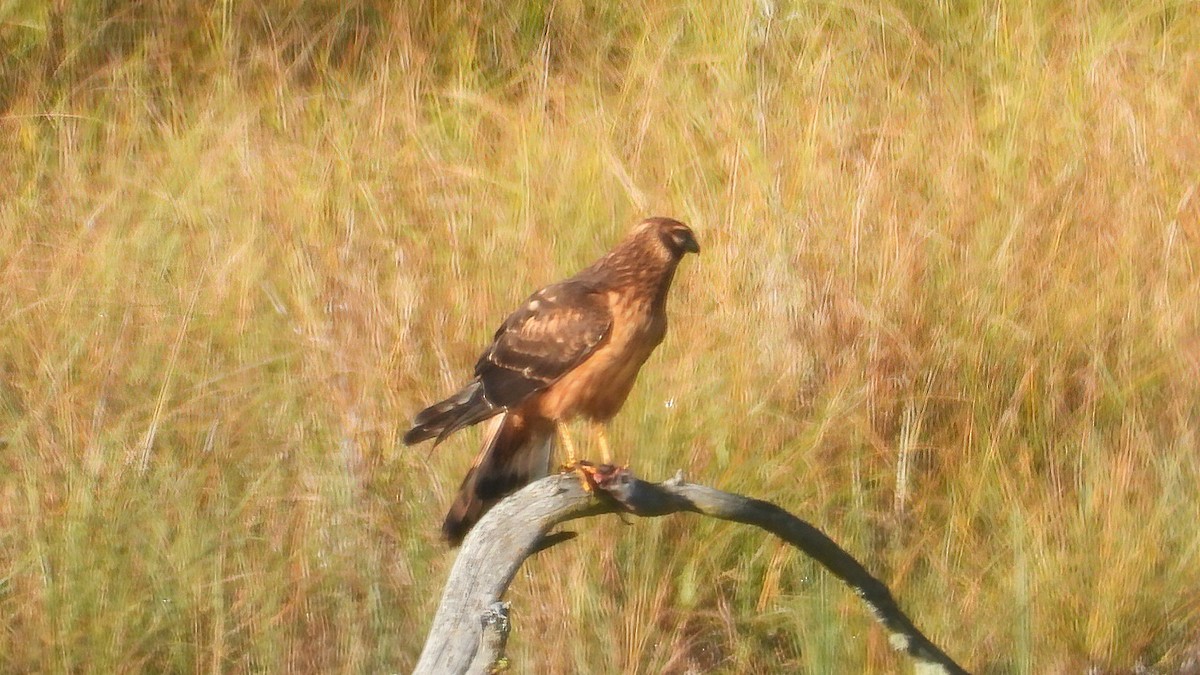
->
{"left": 2, "top": 0, "right": 1199, "bottom": 672}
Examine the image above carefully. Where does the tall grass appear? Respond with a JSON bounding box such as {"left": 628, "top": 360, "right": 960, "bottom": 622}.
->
{"left": 2, "top": 1, "right": 1199, "bottom": 672}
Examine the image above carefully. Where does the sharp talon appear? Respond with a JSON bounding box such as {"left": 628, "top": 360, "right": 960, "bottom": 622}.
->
{"left": 560, "top": 460, "right": 600, "bottom": 493}
{"left": 560, "top": 461, "right": 630, "bottom": 494}
{"left": 559, "top": 459, "right": 595, "bottom": 470}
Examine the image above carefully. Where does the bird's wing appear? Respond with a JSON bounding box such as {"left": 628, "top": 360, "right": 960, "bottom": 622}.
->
{"left": 474, "top": 279, "right": 612, "bottom": 408}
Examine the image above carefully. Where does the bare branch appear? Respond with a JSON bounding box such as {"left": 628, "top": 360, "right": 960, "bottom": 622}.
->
{"left": 468, "top": 602, "right": 510, "bottom": 674}
{"left": 414, "top": 468, "right": 970, "bottom": 675}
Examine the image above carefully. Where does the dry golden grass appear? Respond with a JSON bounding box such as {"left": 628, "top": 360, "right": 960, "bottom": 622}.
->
{"left": 2, "top": 1, "right": 1199, "bottom": 672}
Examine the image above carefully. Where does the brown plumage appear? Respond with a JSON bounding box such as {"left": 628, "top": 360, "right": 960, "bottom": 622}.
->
{"left": 404, "top": 217, "right": 699, "bottom": 544}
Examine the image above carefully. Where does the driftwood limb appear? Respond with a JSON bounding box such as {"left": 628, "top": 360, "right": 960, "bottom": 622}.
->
{"left": 413, "top": 468, "right": 970, "bottom": 675}
{"left": 468, "top": 602, "right": 510, "bottom": 674}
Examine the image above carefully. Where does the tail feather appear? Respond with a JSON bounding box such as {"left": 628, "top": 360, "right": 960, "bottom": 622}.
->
{"left": 441, "top": 413, "right": 555, "bottom": 545}
{"left": 403, "top": 380, "right": 500, "bottom": 445}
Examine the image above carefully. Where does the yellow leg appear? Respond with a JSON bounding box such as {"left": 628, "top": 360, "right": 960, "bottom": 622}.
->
{"left": 558, "top": 422, "right": 602, "bottom": 493}
{"left": 557, "top": 423, "right": 580, "bottom": 466}
{"left": 593, "top": 423, "right": 612, "bottom": 466}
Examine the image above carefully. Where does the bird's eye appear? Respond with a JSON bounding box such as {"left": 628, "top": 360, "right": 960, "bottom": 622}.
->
{"left": 664, "top": 226, "right": 699, "bottom": 254}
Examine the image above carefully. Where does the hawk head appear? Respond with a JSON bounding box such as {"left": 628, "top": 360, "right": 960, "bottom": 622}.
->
{"left": 641, "top": 217, "right": 700, "bottom": 258}
{"left": 594, "top": 217, "right": 700, "bottom": 283}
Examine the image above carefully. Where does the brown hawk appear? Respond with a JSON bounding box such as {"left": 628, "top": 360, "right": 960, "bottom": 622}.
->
{"left": 404, "top": 217, "right": 699, "bottom": 544}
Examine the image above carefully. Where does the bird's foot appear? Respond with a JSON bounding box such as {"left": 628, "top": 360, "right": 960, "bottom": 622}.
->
{"left": 560, "top": 460, "right": 623, "bottom": 493}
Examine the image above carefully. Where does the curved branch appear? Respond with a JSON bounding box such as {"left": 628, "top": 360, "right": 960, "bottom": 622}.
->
{"left": 414, "top": 468, "right": 970, "bottom": 675}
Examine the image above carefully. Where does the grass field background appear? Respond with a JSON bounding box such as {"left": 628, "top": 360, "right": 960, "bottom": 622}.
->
{"left": 3, "top": 1, "right": 1199, "bottom": 672}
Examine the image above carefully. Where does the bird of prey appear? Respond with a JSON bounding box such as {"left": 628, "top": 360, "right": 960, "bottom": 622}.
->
{"left": 404, "top": 217, "right": 699, "bottom": 544}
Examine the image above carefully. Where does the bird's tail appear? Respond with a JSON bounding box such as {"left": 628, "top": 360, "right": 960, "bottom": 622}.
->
{"left": 441, "top": 412, "right": 555, "bottom": 545}
{"left": 403, "top": 380, "right": 500, "bottom": 446}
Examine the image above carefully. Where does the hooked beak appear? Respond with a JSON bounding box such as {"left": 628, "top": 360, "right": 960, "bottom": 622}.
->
{"left": 679, "top": 231, "right": 700, "bottom": 255}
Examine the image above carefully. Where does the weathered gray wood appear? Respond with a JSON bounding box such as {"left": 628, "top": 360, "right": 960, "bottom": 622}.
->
{"left": 413, "top": 469, "right": 970, "bottom": 675}
{"left": 413, "top": 471, "right": 606, "bottom": 674}
{"left": 466, "top": 602, "right": 510, "bottom": 674}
